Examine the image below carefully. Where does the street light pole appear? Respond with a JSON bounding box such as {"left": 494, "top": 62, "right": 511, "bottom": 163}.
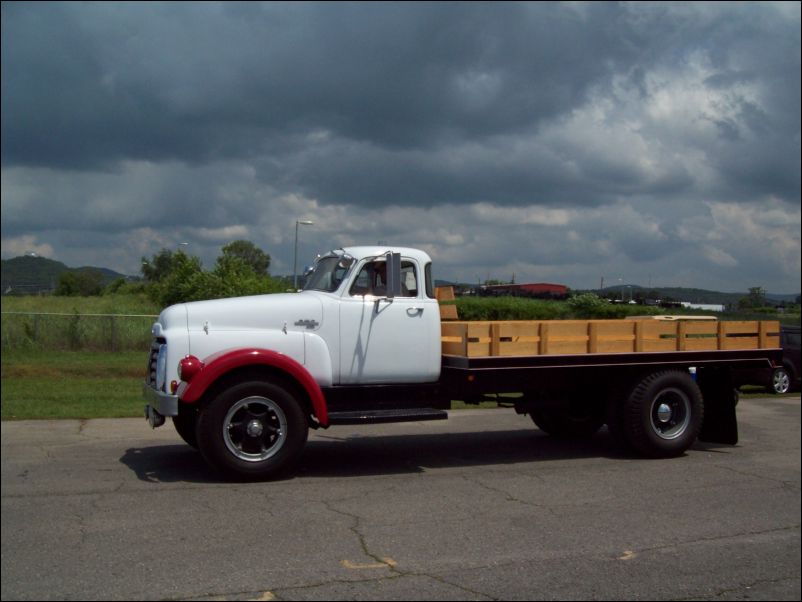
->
{"left": 293, "top": 220, "right": 314, "bottom": 290}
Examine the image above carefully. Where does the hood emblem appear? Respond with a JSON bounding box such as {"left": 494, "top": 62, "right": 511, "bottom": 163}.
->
{"left": 294, "top": 319, "right": 319, "bottom": 330}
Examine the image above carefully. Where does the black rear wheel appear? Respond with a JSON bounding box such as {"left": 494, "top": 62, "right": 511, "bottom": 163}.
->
{"left": 622, "top": 371, "right": 703, "bottom": 458}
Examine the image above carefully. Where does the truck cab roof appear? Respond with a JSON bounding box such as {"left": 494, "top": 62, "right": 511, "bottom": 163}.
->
{"left": 339, "top": 246, "right": 433, "bottom": 264}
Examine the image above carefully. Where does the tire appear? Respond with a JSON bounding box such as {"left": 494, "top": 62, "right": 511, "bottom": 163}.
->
{"left": 531, "top": 400, "right": 605, "bottom": 438}
{"left": 770, "top": 367, "right": 791, "bottom": 395}
{"left": 196, "top": 379, "right": 308, "bottom": 481}
{"left": 623, "top": 371, "right": 703, "bottom": 458}
{"left": 173, "top": 405, "right": 199, "bottom": 449}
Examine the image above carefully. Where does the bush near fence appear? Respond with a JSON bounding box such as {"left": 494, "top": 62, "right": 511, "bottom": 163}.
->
{"left": 1, "top": 293, "right": 160, "bottom": 352}
{"left": 1, "top": 312, "right": 156, "bottom": 352}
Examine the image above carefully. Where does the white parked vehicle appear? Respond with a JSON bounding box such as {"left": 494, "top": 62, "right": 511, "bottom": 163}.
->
{"left": 143, "top": 246, "right": 782, "bottom": 480}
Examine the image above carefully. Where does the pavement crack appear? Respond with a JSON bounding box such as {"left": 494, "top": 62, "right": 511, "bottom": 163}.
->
{"left": 613, "top": 523, "right": 801, "bottom": 560}
{"left": 461, "top": 474, "right": 559, "bottom": 517}
{"left": 318, "top": 500, "right": 499, "bottom": 599}
{"left": 403, "top": 569, "right": 500, "bottom": 600}
{"left": 321, "top": 500, "right": 400, "bottom": 573}
{"left": 667, "top": 575, "right": 800, "bottom": 601}
{"left": 713, "top": 463, "right": 801, "bottom": 492}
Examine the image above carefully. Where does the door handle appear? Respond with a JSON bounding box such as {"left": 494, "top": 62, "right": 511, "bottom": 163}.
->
{"left": 407, "top": 307, "right": 424, "bottom": 316}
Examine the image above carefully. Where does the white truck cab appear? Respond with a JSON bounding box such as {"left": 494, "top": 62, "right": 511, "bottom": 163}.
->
{"left": 308, "top": 246, "right": 441, "bottom": 385}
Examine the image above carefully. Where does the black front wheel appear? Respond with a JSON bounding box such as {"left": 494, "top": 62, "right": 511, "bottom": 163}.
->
{"left": 196, "top": 380, "right": 308, "bottom": 480}
{"left": 622, "top": 371, "right": 703, "bottom": 458}
{"left": 173, "top": 405, "right": 199, "bottom": 449}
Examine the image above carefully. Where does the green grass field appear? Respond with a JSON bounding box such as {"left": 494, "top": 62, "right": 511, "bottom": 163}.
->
{"left": 1, "top": 350, "right": 147, "bottom": 420}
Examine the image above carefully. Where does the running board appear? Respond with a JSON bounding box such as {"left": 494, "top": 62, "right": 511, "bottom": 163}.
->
{"left": 327, "top": 408, "right": 448, "bottom": 425}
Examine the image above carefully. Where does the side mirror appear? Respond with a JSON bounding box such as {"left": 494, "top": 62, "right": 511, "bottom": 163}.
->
{"left": 384, "top": 252, "right": 402, "bottom": 299}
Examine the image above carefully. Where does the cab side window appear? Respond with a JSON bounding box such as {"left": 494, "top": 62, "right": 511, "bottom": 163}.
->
{"left": 425, "top": 262, "right": 435, "bottom": 299}
{"left": 350, "top": 263, "right": 373, "bottom": 295}
{"left": 400, "top": 262, "right": 418, "bottom": 297}
{"left": 349, "top": 260, "right": 418, "bottom": 297}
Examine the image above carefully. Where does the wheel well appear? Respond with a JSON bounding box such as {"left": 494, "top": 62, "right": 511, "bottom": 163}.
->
{"left": 196, "top": 364, "right": 316, "bottom": 425}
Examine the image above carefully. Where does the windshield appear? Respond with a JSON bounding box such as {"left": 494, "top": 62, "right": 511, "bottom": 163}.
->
{"left": 304, "top": 253, "right": 355, "bottom": 293}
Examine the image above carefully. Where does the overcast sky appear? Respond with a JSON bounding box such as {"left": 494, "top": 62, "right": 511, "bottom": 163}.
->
{"left": 2, "top": 1, "right": 800, "bottom": 293}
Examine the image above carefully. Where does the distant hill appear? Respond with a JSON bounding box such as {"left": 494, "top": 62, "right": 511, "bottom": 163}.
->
{"left": 1, "top": 255, "right": 130, "bottom": 295}
{"left": 595, "top": 285, "right": 738, "bottom": 305}
{"left": 594, "top": 285, "right": 799, "bottom": 306}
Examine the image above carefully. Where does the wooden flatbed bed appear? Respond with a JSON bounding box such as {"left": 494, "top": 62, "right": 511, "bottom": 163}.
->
{"left": 441, "top": 319, "right": 781, "bottom": 357}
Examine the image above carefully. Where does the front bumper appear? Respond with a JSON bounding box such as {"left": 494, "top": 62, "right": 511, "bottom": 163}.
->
{"left": 142, "top": 381, "right": 179, "bottom": 427}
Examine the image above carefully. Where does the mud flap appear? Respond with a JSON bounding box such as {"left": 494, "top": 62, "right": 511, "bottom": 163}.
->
{"left": 697, "top": 368, "right": 738, "bottom": 445}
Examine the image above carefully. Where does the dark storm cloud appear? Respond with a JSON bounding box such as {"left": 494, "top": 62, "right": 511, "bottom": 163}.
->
{"left": 4, "top": 1, "right": 798, "bottom": 209}
{"left": 3, "top": 3, "right": 640, "bottom": 171}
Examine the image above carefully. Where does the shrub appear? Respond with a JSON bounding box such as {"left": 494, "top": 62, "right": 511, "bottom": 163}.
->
{"left": 453, "top": 294, "right": 662, "bottom": 321}
{"left": 55, "top": 270, "right": 104, "bottom": 296}
{"left": 566, "top": 293, "right": 610, "bottom": 318}
{"left": 454, "top": 297, "right": 569, "bottom": 321}
{"left": 148, "top": 254, "right": 285, "bottom": 307}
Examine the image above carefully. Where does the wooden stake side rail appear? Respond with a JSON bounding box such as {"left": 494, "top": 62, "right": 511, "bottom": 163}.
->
{"left": 441, "top": 320, "right": 781, "bottom": 358}
{"left": 435, "top": 286, "right": 459, "bottom": 321}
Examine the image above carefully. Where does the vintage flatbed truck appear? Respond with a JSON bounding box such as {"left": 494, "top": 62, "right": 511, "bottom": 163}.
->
{"left": 142, "top": 246, "right": 782, "bottom": 480}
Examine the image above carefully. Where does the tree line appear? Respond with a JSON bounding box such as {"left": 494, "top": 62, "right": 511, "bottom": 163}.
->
{"left": 55, "top": 240, "right": 288, "bottom": 306}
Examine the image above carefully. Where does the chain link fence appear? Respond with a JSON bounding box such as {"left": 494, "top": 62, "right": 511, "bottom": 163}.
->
{"left": 1, "top": 312, "right": 158, "bottom": 352}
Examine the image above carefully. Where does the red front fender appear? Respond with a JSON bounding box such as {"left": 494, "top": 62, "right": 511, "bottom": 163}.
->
{"left": 176, "top": 348, "right": 329, "bottom": 427}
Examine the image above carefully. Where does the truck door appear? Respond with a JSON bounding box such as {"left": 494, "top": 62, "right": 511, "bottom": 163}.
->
{"left": 338, "top": 258, "right": 440, "bottom": 384}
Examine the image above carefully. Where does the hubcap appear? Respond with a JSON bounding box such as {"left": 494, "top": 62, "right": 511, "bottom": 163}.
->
{"left": 656, "top": 403, "right": 672, "bottom": 423}
{"left": 247, "top": 419, "right": 264, "bottom": 437}
{"left": 773, "top": 370, "right": 790, "bottom": 394}
{"left": 650, "top": 388, "right": 691, "bottom": 440}
{"left": 223, "top": 396, "right": 287, "bottom": 462}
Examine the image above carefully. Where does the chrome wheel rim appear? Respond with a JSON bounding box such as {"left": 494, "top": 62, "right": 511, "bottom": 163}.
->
{"left": 223, "top": 397, "right": 287, "bottom": 462}
{"left": 773, "top": 370, "right": 790, "bottom": 394}
{"left": 650, "top": 388, "right": 691, "bottom": 440}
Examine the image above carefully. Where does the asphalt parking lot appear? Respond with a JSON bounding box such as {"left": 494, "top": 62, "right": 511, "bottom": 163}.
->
{"left": 2, "top": 396, "right": 800, "bottom": 601}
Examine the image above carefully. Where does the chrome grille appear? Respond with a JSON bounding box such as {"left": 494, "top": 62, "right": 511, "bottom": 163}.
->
{"left": 147, "top": 338, "right": 166, "bottom": 388}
